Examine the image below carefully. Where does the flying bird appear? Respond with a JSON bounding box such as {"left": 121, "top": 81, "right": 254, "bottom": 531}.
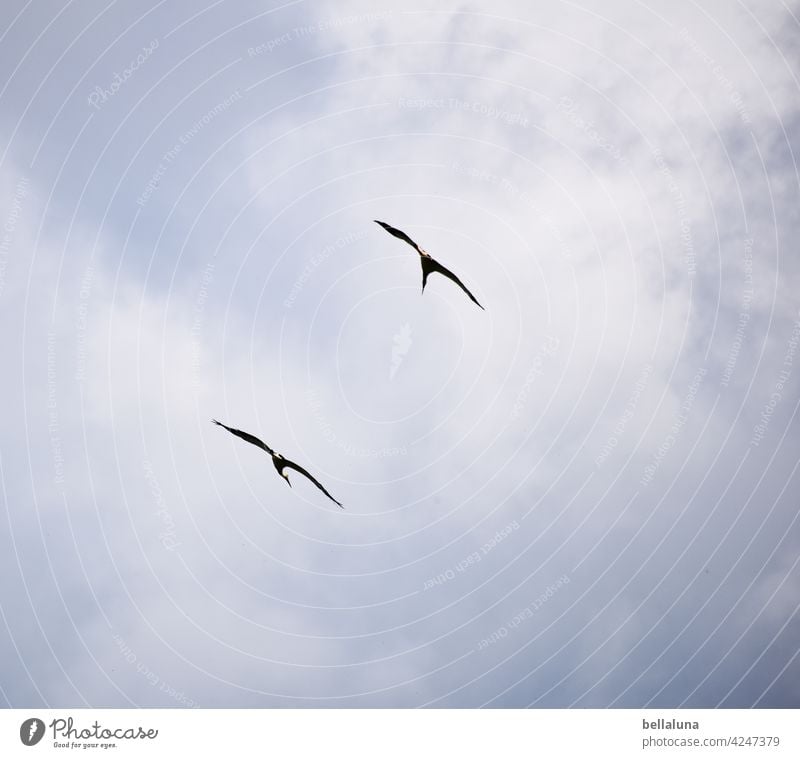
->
{"left": 212, "top": 419, "right": 343, "bottom": 508}
{"left": 374, "top": 220, "right": 485, "bottom": 310}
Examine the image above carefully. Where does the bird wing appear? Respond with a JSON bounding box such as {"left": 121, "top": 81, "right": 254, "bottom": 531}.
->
{"left": 211, "top": 419, "right": 275, "bottom": 455}
{"left": 374, "top": 220, "right": 424, "bottom": 254}
{"left": 427, "top": 257, "right": 485, "bottom": 310}
{"left": 281, "top": 458, "right": 344, "bottom": 508}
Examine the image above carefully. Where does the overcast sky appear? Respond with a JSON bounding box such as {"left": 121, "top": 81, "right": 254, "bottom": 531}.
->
{"left": 0, "top": 0, "right": 798, "bottom": 708}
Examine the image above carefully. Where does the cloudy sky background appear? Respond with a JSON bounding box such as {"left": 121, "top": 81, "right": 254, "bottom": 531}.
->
{"left": 0, "top": 0, "right": 798, "bottom": 707}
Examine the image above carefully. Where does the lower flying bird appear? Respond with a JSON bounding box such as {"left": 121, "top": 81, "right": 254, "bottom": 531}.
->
{"left": 374, "top": 220, "right": 485, "bottom": 310}
{"left": 212, "top": 419, "right": 343, "bottom": 508}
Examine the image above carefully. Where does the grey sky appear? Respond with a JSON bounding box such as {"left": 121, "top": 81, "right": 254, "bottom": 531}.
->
{"left": 0, "top": 0, "right": 798, "bottom": 707}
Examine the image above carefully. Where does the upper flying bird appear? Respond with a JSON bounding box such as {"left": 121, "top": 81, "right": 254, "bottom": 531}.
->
{"left": 374, "top": 220, "right": 485, "bottom": 310}
{"left": 212, "top": 419, "right": 344, "bottom": 508}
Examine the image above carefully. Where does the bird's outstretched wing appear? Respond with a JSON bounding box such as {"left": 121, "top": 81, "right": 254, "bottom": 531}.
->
{"left": 282, "top": 458, "right": 344, "bottom": 508}
{"left": 425, "top": 257, "right": 485, "bottom": 310}
{"left": 211, "top": 419, "right": 275, "bottom": 455}
{"left": 374, "top": 220, "right": 424, "bottom": 254}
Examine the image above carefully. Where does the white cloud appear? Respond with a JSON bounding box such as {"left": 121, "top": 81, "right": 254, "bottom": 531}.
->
{"left": 1, "top": 0, "right": 798, "bottom": 707}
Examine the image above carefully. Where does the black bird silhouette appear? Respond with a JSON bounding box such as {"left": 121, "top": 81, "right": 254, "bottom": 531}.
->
{"left": 212, "top": 419, "right": 343, "bottom": 508}
{"left": 374, "top": 220, "right": 485, "bottom": 310}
